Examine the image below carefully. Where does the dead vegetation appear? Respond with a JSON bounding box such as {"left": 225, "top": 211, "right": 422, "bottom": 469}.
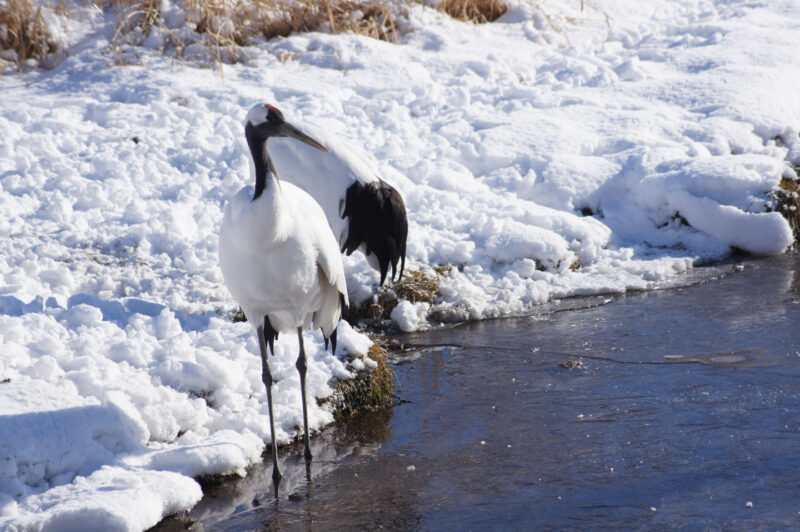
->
{"left": 113, "top": 0, "right": 403, "bottom": 66}
{"left": 422, "top": 0, "right": 506, "bottom": 23}
{"left": 324, "top": 336, "right": 394, "bottom": 418}
{"left": 194, "top": 0, "right": 400, "bottom": 46}
{"left": 0, "top": 0, "right": 58, "bottom": 72}
{"left": 343, "top": 266, "right": 448, "bottom": 326}
{"left": 317, "top": 1, "right": 400, "bottom": 42}
{"left": 2, "top": 0, "right": 514, "bottom": 72}
{"left": 772, "top": 172, "right": 800, "bottom": 242}
{"left": 105, "top": 0, "right": 506, "bottom": 66}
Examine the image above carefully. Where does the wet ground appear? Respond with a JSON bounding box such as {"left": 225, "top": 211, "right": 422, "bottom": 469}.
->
{"left": 155, "top": 252, "right": 800, "bottom": 530}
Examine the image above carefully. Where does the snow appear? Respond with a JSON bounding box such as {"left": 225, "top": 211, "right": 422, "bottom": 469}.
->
{"left": 390, "top": 299, "right": 431, "bottom": 332}
{"left": 2, "top": 0, "right": 800, "bottom": 528}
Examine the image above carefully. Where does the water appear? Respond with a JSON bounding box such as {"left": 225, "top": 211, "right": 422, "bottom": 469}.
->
{"left": 155, "top": 253, "right": 800, "bottom": 530}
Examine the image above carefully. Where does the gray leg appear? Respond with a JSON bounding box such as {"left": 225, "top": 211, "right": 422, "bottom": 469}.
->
{"left": 258, "top": 321, "right": 282, "bottom": 488}
{"left": 296, "top": 327, "right": 313, "bottom": 462}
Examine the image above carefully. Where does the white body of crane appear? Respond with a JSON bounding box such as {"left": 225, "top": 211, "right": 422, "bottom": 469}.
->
{"left": 218, "top": 181, "right": 347, "bottom": 337}
{"left": 217, "top": 103, "right": 348, "bottom": 490}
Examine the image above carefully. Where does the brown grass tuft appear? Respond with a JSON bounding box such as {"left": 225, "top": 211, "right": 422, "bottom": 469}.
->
{"left": 317, "top": 0, "right": 399, "bottom": 42}
{"left": 251, "top": 0, "right": 399, "bottom": 45}
{"left": 421, "top": 0, "right": 506, "bottom": 23}
{"left": 325, "top": 335, "right": 394, "bottom": 418}
{"left": 0, "top": 0, "right": 58, "bottom": 71}
{"left": 394, "top": 268, "right": 440, "bottom": 304}
{"left": 343, "top": 266, "right": 447, "bottom": 326}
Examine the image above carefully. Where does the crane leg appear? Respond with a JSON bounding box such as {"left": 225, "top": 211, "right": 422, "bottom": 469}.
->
{"left": 258, "top": 321, "right": 282, "bottom": 489}
{"left": 296, "top": 327, "right": 313, "bottom": 462}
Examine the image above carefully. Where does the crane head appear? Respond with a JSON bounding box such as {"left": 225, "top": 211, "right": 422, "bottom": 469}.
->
{"left": 245, "top": 103, "right": 329, "bottom": 152}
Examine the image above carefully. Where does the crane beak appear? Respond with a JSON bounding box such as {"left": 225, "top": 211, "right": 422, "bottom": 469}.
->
{"left": 283, "top": 123, "right": 329, "bottom": 153}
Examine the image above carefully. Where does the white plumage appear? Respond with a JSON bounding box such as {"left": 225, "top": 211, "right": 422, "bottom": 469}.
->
{"left": 269, "top": 120, "right": 408, "bottom": 285}
{"left": 218, "top": 103, "right": 348, "bottom": 490}
{"left": 219, "top": 183, "right": 346, "bottom": 338}
{"left": 269, "top": 125, "right": 379, "bottom": 242}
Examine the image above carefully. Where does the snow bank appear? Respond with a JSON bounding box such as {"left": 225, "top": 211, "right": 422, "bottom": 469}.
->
{"left": 0, "top": 299, "right": 369, "bottom": 530}
{"left": 2, "top": 0, "right": 799, "bottom": 528}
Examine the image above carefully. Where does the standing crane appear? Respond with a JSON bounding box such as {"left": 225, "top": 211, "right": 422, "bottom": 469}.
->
{"left": 219, "top": 103, "right": 348, "bottom": 489}
{"left": 267, "top": 117, "right": 408, "bottom": 285}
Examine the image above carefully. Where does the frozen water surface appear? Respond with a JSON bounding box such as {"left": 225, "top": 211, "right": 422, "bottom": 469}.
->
{"left": 155, "top": 252, "right": 800, "bottom": 529}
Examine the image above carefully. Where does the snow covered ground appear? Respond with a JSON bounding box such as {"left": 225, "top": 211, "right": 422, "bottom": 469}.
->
{"left": 1, "top": 0, "right": 799, "bottom": 528}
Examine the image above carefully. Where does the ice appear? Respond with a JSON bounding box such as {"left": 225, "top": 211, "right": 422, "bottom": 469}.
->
{"left": 2, "top": 0, "right": 800, "bottom": 528}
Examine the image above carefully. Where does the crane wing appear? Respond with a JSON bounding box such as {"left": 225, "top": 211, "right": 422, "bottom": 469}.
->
{"left": 341, "top": 180, "right": 408, "bottom": 285}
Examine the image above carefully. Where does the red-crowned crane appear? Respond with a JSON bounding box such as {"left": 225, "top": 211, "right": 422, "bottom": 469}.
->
{"left": 218, "top": 103, "right": 348, "bottom": 490}
{"left": 267, "top": 114, "right": 408, "bottom": 285}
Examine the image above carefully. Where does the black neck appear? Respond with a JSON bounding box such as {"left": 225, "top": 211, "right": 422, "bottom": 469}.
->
{"left": 245, "top": 123, "right": 277, "bottom": 201}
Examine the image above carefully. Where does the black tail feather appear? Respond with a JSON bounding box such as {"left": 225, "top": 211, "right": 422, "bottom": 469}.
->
{"left": 397, "top": 244, "right": 406, "bottom": 282}
{"left": 330, "top": 328, "right": 338, "bottom": 356}
{"left": 323, "top": 327, "right": 338, "bottom": 355}
{"left": 323, "top": 294, "right": 346, "bottom": 355}
{"left": 264, "top": 315, "right": 279, "bottom": 356}
{"left": 341, "top": 180, "right": 408, "bottom": 286}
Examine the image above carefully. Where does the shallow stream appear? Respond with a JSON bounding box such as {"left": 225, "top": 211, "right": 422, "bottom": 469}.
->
{"left": 156, "top": 252, "right": 800, "bottom": 530}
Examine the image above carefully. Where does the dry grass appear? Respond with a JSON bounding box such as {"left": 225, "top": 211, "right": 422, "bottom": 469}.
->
{"left": 343, "top": 266, "right": 447, "bottom": 326}
{"left": 2, "top": 0, "right": 515, "bottom": 71}
{"left": 106, "top": 0, "right": 166, "bottom": 64}
{"left": 421, "top": 0, "right": 506, "bottom": 23}
{"left": 772, "top": 173, "right": 800, "bottom": 242}
{"left": 0, "top": 0, "right": 58, "bottom": 71}
{"left": 0, "top": 0, "right": 618, "bottom": 74}
{"left": 395, "top": 267, "right": 444, "bottom": 304}
{"left": 320, "top": 0, "right": 399, "bottom": 42}
{"left": 106, "top": 0, "right": 402, "bottom": 66}
{"left": 325, "top": 336, "right": 394, "bottom": 418}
